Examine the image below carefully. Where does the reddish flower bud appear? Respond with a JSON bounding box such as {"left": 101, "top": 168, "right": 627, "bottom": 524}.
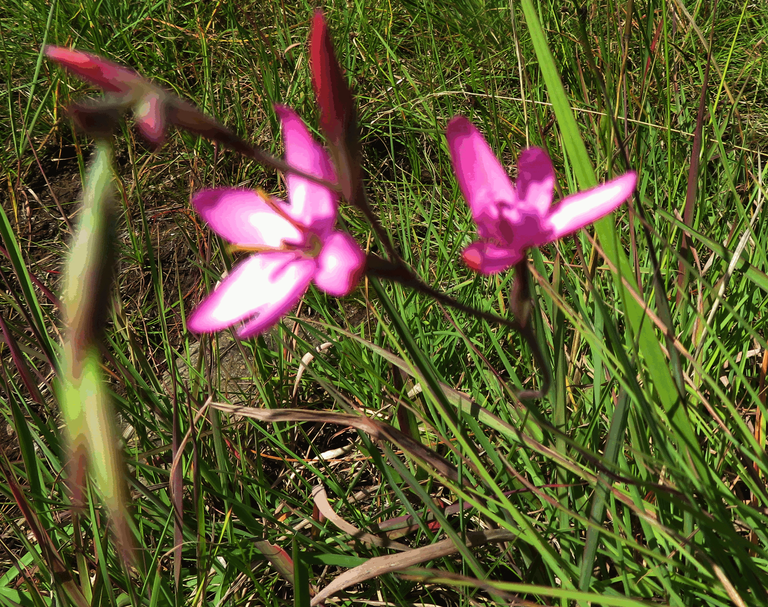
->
{"left": 45, "top": 46, "right": 141, "bottom": 95}
{"left": 309, "top": 11, "right": 355, "bottom": 145}
{"left": 309, "top": 11, "right": 361, "bottom": 202}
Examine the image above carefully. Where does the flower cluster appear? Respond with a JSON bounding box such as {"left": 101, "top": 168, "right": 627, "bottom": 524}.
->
{"left": 46, "top": 12, "right": 637, "bottom": 340}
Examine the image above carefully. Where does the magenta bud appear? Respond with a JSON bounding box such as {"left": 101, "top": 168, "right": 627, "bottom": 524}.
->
{"left": 45, "top": 46, "right": 141, "bottom": 94}
{"left": 134, "top": 91, "right": 167, "bottom": 147}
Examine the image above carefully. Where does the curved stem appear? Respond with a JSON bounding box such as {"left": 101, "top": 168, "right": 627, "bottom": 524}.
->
{"left": 214, "top": 133, "right": 343, "bottom": 193}
{"left": 366, "top": 255, "right": 551, "bottom": 399}
{"left": 356, "top": 186, "right": 406, "bottom": 262}
{"left": 164, "top": 97, "right": 343, "bottom": 193}
{"left": 510, "top": 260, "right": 552, "bottom": 399}
{"left": 516, "top": 322, "right": 552, "bottom": 401}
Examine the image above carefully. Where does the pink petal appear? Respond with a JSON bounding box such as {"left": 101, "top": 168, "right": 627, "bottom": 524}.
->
{"left": 547, "top": 172, "right": 637, "bottom": 239}
{"left": 192, "top": 189, "right": 303, "bottom": 249}
{"left": 45, "top": 46, "right": 140, "bottom": 94}
{"left": 274, "top": 105, "right": 337, "bottom": 236}
{"left": 462, "top": 241, "right": 525, "bottom": 275}
{"left": 313, "top": 231, "right": 365, "bottom": 296}
{"left": 515, "top": 147, "right": 555, "bottom": 216}
{"left": 187, "top": 252, "right": 315, "bottom": 335}
{"left": 446, "top": 116, "right": 517, "bottom": 241}
{"left": 134, "top": 91, "right": 166, "bottom": 146}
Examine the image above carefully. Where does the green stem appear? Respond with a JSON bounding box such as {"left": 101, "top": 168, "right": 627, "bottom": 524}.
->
{"left": 366, "top": 254, "right": 551, "bottom": 399}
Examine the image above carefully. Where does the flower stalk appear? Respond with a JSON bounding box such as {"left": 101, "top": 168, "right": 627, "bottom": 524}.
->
{"left": 57, "top": 140, "right": 133, "bottom": 563}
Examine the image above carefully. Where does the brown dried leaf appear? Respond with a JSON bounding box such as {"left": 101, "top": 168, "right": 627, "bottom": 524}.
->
{"left": 208, "top": 402, "right": 464, "bottom": 485}
{"left": 310, "top": 528, "right": 516, "bottom": 606}
{"left": 311, "top": 485, "right": 409, "bottom": 552}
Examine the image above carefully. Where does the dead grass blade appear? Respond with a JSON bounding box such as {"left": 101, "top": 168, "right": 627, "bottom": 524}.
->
{"left": 311, "top": 485, "right": 409, "bottom": 551}
{"left": 208, "top": 402, "right": 464, "bottom": 485}
{"left": 309, "top": 529, "right": 516, "bottom": 606}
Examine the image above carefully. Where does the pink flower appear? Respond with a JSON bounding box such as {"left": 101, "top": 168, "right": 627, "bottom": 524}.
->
{"left": 446, "top": 116, "right": 637, "bottom": 274}
{"left": 187, "top": 106, "right": 365, "bottom": 339}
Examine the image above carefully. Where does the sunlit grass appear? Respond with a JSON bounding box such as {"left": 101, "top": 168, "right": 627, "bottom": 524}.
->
{"left": 1, "top": 0, "right": 768, "bottom": 605}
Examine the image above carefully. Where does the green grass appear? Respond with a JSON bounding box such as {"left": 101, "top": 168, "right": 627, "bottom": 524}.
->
{"left": 2, "top": 0, "right": 768, "bottom": 605}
